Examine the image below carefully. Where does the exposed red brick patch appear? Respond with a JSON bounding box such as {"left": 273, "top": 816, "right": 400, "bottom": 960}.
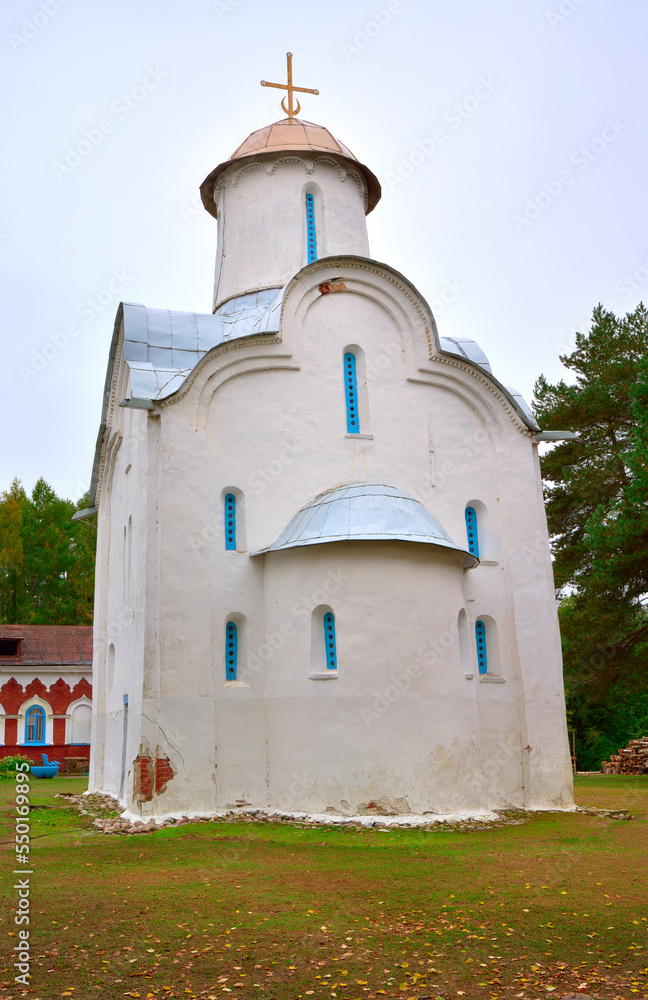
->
{"left": 134, "top": 754, "right": 154, "bottom": 802}
{"left": 318, "top": 280, "right": 347, "bottom": 295}
{"left": 133, "top": 748, "right": 176, "bottom": 802}
{"left": 155, "top": 750, "right": 176, "bottom": 795}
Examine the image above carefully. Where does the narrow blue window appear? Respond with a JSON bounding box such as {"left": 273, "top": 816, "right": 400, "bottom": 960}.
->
{"left": 475, "top": 620, "right": 487, "bottom": 675}
{"left": 323, "top": 612, "right": 337, "bottom": 670}
{"left": 465, "top": 506, "right": 479, "bottom": 557}
{"left": 225, "top": 621, "right": 238, "bottom": 680}
{"left": 344, "top": 353, "right": 359, "bottom": 433}
{"left": 225, "top": 493, "right": 236, "bottom": 550}
{"left": 306, "top": 193, "right": 317, "bottom": 262}
{"left": 25, "top": 705, "right": 45, "bottom": 744}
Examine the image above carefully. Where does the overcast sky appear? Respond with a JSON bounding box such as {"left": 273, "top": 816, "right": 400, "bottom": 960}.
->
{"left": 2, "top": 0, "right": 647, "bottom": 501}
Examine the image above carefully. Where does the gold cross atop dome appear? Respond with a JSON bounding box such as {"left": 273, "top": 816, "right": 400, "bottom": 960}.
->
{"left": 261, "top": 52, "right": 319, "bottom": 119}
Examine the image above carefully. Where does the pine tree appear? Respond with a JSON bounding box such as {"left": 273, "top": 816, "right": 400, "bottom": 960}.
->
{"left": 583, "top": 351, "right": 648, "bottom": 669}
{"left": 533, "top": 304, "right": 648, "bottom": 766}
{"left": 533, "top": 304, "right": 647, "bottom": 594}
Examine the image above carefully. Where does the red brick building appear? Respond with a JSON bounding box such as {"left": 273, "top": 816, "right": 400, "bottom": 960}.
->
{"left": 0, "top": 625, "right": 92, "bottom": 763}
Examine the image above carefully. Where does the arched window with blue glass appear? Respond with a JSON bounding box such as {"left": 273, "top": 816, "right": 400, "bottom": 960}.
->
{"left": 344, "top": 352, "right": 359, "bottom": 433}
{"left": 225, "top": 621, "right": 238, "bottom": 680}
{"left": 475, "top": 620, "right": 487, "bottom": 675}
{"left": 310, "top": 606, "right": 338, "bottom": 674}
{"left": 224, "top": 493, "right": 236, "bottom": 550}
{"left": 25, "top": 705, "right": 46, "bottom": 744}
{"left": 323, "top": 612, "right": 337, "bottom": 670}
{"left": 465, "top": 500, "right": 495, "bottom": 563}
{"left": 305, "top": 192, "right": 317, "bottom": 263}
{"left": 465, "top": 505, "right": 479, "bottom": 558}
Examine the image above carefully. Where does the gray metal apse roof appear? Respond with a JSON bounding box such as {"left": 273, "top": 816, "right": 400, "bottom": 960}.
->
{"left": 253, "top": 484, "right": 478, "bottom": 568}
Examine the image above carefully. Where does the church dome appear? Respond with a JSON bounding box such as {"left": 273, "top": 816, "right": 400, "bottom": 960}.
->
{"left": 200, "top": 118, "right": 381, "bottom": 218}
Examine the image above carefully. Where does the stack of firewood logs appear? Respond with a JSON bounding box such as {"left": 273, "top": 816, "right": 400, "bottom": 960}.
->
{"left": 601, "top": 737, "right": 648, "bottom": 774}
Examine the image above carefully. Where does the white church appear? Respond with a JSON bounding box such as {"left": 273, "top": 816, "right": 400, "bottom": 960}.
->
{"left": 80, "top": 57, "right": 574, "bottom": 819}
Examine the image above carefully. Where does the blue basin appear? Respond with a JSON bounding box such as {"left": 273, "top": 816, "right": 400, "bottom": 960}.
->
{"left": 30, "top": 765, "right": 59, "bottom": 779}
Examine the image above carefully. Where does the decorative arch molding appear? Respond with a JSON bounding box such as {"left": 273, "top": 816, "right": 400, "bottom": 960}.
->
{"left": 171, "top": 257, "right": 436, "bottom": 429}
{"left": 215, "top": 154, "right": 368, "bottom": 209}
{"left": 174, "top": 342, "right": 299, "bottom": 431}
{"left": 95, "top": 427, "right": 123, "bottom": 509}
{"left": 340, "top": 165, "right": 366, "bottom": 202}
{"left": 156, "top": 255, "right": 530, "bottom": 441}
{"left": 408, "top": 369, "right": 516, "bottom": 449}
{"left": 279, "top": 256, "right": 439, "bottom": 371}
{"left": 283, "top": 257, "right": 535, "bottom": 438}
{"left": 105, "top": 314, "right": 126, "bottom": 436}
{"left": 95, "top": 314, "right": 127, "bottom": 508}
{"left": 412, "top": 360, "right": 534, "bottom": 440}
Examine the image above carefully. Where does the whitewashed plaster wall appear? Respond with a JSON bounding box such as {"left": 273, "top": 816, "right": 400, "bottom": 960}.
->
{"left": 89, "top": 257, "right": 573, "bottom": 817}
{"left": 211, "top": 156, "right": 370, "bottom": 309}
{"left": 89, "top": 336, "right": 151, "bottom": 800}
{"left": 217, "top": 542, "right": 483, "bottom": 816}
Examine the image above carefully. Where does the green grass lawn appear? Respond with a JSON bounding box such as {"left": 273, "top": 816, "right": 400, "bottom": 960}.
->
{"left": 1, "top": 775, "right": 647, "bottom": 999}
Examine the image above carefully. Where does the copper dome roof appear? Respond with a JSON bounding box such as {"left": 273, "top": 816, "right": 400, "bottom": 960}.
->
{"left": 200, "top": 118, "right": 381, "bottom": 217}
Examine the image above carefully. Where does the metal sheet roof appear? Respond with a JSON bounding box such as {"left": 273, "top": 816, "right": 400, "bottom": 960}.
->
{"left": 439, "top": 336, "right": 539, "bottom": 430}
{"left": 253, "top": 484, "right": 478, "bottom": 568}
{"left": 122, "top": 287, "right": 284, "bottom": 403}
{"left": 439, "top": 336, "right": 493, "bottom": 374}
